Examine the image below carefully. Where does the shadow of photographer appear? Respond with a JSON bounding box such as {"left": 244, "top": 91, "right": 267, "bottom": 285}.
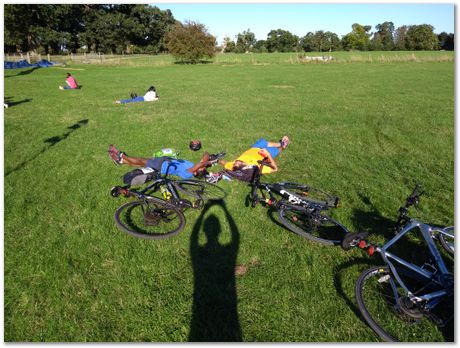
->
{"left": 188, "top": 200, "right": 242, "bottom": 342}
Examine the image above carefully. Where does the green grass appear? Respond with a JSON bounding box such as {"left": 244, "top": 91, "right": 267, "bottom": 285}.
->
{"left": 4, "top": 52, "right": 454, "bottom": 342}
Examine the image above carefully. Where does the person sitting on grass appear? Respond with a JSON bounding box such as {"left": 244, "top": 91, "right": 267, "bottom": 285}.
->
{"left": 206, "top": 136, "right": 290, "bottom": 183}
{"left": 108, "top": 144, "right": 219, "bottom": 180}
{"left": 115, "top": 86, "right": 159, "bottom": 104}
{"left": 59, "top": 73, "right": 79, "bottom": 90}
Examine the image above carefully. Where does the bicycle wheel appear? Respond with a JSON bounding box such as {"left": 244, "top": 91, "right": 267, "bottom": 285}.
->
{"left": 278, "top": 205, "right": 348, "bottom": 245}
{"left": 439, "top": 226, "right": 454, "bottom": 256}
{"left": 355, "top": 266, "right": 450, "bottom": 342}
{"left": 275, "top": 182, "right": 339, "bottom": 208}
{"left": 114, "top": 197, "right": 186, "bottom": 239}
{"left": 174, "top": 179, "right": 227, "bottom": 201}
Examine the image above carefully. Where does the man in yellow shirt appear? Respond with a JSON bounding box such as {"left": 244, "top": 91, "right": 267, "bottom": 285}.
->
{"left": 206, "top": 136, "right": 290, "bottom": 183}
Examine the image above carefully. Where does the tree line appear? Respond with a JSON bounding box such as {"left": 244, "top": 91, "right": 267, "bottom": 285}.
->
{"left": 225, "top": 23, "right": 454, "bottom": 53}
{"left": 4, "top": 4, "right": 454, "bottom": 59}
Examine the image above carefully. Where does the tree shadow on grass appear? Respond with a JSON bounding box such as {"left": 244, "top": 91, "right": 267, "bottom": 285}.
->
{"left": 4, "top": 96, "right": 32, "bottom": 107}
{"left": 5, "top": 67, "right": 40, "bottom": 77}
{"left": 188, "top": 200, "right": 242, "bottom": 342}
{"left": 5, "top": 119, "right": 89, "bottom": 177}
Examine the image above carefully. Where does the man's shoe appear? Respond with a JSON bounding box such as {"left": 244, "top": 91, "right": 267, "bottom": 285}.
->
{"left": 280, "top": 136, "right": 290, "bottom": 150}
{"left": 205, "top": 172, "right": 222, "bottom": 184}
{"left": 209, "top": 152, "right": 226, "bottom": 165}
{"left": 108, "top": 144, "right": 124, "bottom": 165}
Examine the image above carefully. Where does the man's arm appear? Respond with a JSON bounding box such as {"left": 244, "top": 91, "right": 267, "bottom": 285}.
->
{"left": 259, "top": 149, "right": 278, "bottom": 172}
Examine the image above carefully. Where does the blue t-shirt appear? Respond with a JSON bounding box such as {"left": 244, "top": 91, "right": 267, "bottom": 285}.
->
{"left": 161, "top": 159, "right": 194, "bottom": 179}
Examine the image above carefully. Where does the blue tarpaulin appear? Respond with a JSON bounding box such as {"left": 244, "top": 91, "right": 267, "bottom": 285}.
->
{"left": 4, "top": 59, "right": 55, "bottom": 69}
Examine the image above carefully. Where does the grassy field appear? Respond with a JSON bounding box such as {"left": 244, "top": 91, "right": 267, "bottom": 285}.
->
{"left": 4, "top": 51, "right": 454, "bottom": 342}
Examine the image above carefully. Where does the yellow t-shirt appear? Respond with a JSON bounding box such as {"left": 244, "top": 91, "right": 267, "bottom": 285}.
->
{"left": 224, "top": 148, "right": 273, "bottom": 174}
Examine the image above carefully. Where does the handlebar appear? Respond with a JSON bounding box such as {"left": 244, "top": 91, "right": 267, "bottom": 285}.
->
{"left": 406, "top": 183, "right": 424, "bottom": 208}
{"left": 394, "top": 183, "right": 424, "bottom": 233}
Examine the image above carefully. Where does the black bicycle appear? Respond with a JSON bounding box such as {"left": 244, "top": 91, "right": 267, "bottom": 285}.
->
{"left": 110, "top": 157, "right": 226, "bottom": 240}
{"left": 246, "top": 158, "right": 347, "bottom": 245}
{"left": 342, "top": 184, "right": 454, "bottom": 342}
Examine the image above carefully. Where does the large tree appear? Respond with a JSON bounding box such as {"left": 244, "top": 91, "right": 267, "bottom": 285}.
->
{"left": 370, "top": 21, "right": 395, "bottom": 51}
{"left": 234, "top": 29, "right": 256, "bottom": 53}
{"left": 438, "top": 32, "right": 454, "bottom": 51}
{"left": 342, "top": 23, "right": 372, "bottom": 51}
{"left": 4, "top": 4, "right": 176, "bottom": 54}
{"left": 166, "top": 20, "right": 216, "bottom": 63}
{"left": 406, "top": 24, "right": 439, "bottom": 50}
{"left": 394, "top": 25, "right": 408, "bottom": 51}
{"left": 265, "top": 29, "right": 299, "bottom": 52}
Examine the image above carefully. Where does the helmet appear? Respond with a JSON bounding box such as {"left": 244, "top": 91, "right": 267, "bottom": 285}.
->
{"left": 189, "top": 140, "right": 201, "bottom": 151}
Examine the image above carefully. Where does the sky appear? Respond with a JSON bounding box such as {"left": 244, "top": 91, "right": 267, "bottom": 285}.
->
{"left": 153, "top": 2, "right": 455, "bottom": 45}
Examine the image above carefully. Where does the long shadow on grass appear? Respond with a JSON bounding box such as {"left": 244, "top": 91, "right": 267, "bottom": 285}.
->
{"left": 188, "top": 200, "right": 242, "bottom": 342}
{"left": 5, "top": 119, "right": 89, "bottom": 177}
{"left": 4, "top": 66, "right": 40, "bottom": 77}
{"left": 4, "top": 96, "right": 32, "bottom": 107}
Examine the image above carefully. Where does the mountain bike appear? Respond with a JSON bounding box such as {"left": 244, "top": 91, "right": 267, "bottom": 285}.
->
{"left": 341, "top": 184, "right": 454, "bottom": 342}
{"left": 245, "top": 158, "right": 346, "bottom": 245}
{"left": 393, "top": 184, "right": 454, "bottom": 256}
{"left": 110, "top": 156, "right": 226, "bottom": 240}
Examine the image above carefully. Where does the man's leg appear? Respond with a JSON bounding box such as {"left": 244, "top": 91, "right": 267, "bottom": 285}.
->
{"left": 251, "top": 136, "right": 290, "bottom": 158}
{"left": 108, "top": 145, "right": 149, "bottom": 166}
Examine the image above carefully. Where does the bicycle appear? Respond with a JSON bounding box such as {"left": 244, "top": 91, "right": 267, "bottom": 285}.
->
{"left": 341, "top": 184, "right": 454, "bottom": 342}
{"left": 394, "top": 184, "right": 454, "bottom": 256}
{"left": 245, "top": 158, "right": 347, "bottom": 245}
{"left": 110, "top": 155, "right": 227, "bottom": 240}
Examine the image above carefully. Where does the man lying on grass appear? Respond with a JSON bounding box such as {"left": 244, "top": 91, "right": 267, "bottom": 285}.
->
{"left": 207, "top": 136, "right": 290, "bottom": 183}
{"left": 108, "top": 145, "right": 221, "bottom": 181}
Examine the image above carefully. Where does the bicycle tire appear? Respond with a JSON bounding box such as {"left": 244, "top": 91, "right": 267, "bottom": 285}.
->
{"left": 173, "top": 179, "right": 227, "bottom": 201}
{"left": 439, "top": 226, "right": 454, "bottom": 256}
{"left": 275, "top": 182, "right": 339, "bottom": 208}
{"left": 114, "top": 197, "right": 186, "bottom": 239}
{"left": 355, "top": 266, "right": 449, "bottom": 342}
{"left": 278, "top": 205, "right": 348, "bottom": 245}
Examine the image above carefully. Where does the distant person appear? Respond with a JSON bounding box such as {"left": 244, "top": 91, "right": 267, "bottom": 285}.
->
{"left": 115, "top": 86, "right": 159, "bottom": 104}
{"left": 59, "top": 73, "right": 79, "bottom": 90}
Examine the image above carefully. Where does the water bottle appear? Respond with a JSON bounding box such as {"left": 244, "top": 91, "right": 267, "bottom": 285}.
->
{"left": 160, "top": 186, "right": 171, "bottom": 200}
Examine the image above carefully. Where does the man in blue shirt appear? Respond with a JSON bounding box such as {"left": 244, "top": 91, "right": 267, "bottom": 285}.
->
{"left": 108, "top": 144, "right": 216, "bottom": 179}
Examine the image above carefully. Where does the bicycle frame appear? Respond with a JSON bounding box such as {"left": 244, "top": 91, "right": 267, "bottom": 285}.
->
{"left": 374, "top": 219, "right": 452, "bottom": 306}
{"left": 248, "top": 161, "right": 330, "bottom": 211}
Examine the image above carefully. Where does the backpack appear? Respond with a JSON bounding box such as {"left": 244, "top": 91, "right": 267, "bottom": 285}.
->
{"left": 223, "top": 167, "right": 257, "bottom": 182}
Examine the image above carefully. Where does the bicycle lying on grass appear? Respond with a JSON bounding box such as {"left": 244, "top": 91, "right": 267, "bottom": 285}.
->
{"left": 342, "top": 184, "right": 454, "bottom": 342}
{"left": 110, "top": 155, "right": 226, "bottom": 240}
{"left": 245, "top": 158, "right": 346, "bottom": 245}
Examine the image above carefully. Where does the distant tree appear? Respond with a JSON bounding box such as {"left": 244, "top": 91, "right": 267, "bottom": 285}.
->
{"left": 166, "top": 20, "right": 216, "bottom": 63}
{"left": 394, "top": 25, "right": 408, "bottom": 50}
{"left": 406, "top": 24, "right": 439, "bottom": 50}
{"left": 223, "top": 36, "right": 236, "bottom": 53}
{"left": 265, "top": 29, "right": 299, "bottom": 52}
{"left": 342, "top": 23, "right": 372, "bottom": 51}
{"left": 370, "top": 21, "right": 395, "bottom": 51}
{"left": 309, "top": 30, "right": 341, "bottom": 52}
{"left": 235, "top": 29, "right": 256, "bottom": 53}
{"left": 253, "top": 40, "right": 267, "bottom": 53}
{"left": 437, "top": 32, "right": 454, "bottom": 51}
{"left": 300, "top": 32, "right": 315, "bottom": 52}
